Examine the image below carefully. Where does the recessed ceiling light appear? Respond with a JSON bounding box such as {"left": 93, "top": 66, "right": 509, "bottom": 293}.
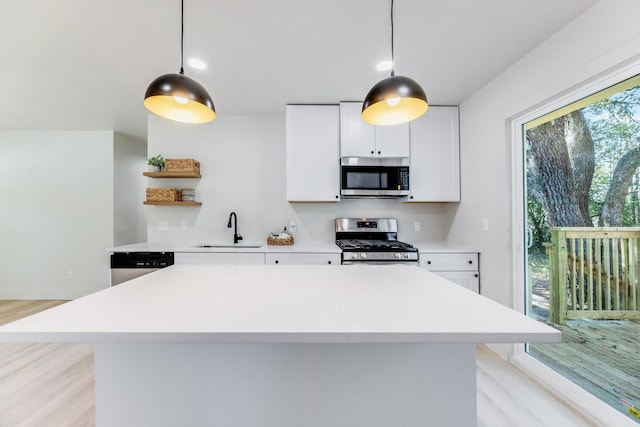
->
{"left": 188, "top": 58, "right": 207, "bottom": 70}
{"left": 375, "top": 60, "right": 393, "bottom": 72}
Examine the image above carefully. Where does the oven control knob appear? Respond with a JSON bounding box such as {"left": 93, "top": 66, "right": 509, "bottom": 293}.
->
{"left": 361, "top": 253, "right": 367, "bottom": 259}
{"left": 395, "top": 253, "right": 401, "bottom": 259}
{"left": 352, "top": 253, "right": 359, "bottom": 259}
{"left": 404, "top": 253, "right": 409, "bottom": 259}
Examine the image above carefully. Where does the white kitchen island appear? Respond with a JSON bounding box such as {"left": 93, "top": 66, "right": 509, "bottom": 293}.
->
{"left": 0, "top": 265, "right": 560, "bottom": 426}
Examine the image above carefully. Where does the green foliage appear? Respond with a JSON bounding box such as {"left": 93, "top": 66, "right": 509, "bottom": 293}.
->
{"left": 583, "top": 85, "right": 640, "bottom": 227}
{"left": 527, "top": 196, "right": 550, "bottom": 248}
{"left": 147, "top": 154, "right": 165, "bottom": 168}
{"left": 526, "top": 82, "right": 640, "bottom": 247}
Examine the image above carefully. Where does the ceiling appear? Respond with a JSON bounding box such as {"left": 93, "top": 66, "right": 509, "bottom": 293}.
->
{"left": 0, "top": 0, "right": 599, "bottom": 140}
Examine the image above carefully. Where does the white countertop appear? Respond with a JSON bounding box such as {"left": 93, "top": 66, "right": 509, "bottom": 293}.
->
{"left": 0, "top": 265, "right": 559, "bottom": 344}
{"left": 108, "top": 241, "right": 341, "bottom": 254}
{"left": 109, "top": 241, "right": 478, "bottom": 254}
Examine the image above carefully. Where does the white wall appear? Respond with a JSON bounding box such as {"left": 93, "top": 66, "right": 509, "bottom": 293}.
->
{"left": 114, "top": 132, "right": 147, "bottom": 245}
{"left": 0, "top": 131, "right": 115, "bottom": 299}
{"left": 449, "top": 0, "right": 640, "bottom": 314}
{"left": 147, "top": 114, "right": 451, "bottom": 245}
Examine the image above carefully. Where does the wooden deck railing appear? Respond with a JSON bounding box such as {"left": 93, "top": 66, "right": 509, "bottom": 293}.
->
{"left": 548, "top": 227, "right": 640, "bottom": 324}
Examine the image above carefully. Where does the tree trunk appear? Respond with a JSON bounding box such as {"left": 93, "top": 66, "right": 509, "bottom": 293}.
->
{"left": 526, "top": 116, "right": 593, "bottom": 227}
{"left": 600, "top": 146, "right": 640, "bottom": 226}
{"left": 565, "top": 111, "right": 595, "bottom": 224}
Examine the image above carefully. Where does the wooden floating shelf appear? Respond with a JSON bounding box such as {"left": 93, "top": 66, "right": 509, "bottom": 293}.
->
{"left": 144, "top": 201, "right": 202, "bottom": 206}
{"left": 143, "top": 172, "right": 201, "bottom": 178}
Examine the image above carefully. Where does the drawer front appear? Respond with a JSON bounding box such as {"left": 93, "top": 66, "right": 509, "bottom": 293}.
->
{"left": 265, "top": 253, "right": 340, "bottom": 265}
{"left": 420, "top": 253, "right": 478, "bottom": 271}
{"left": 175, "top": 252, "right": 265, "bottom": 265}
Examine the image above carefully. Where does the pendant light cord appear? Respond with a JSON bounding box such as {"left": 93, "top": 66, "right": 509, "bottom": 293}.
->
{"left": 390, "top": 0, "right": 395, "bottom": 77}
{"left": 179, "top": 0, "right": 185, "bottom": 74}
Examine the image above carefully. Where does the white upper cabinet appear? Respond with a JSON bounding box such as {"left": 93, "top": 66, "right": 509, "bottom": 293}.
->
{"left": 405, "top": 106, "right": 460, "bottom": 202}
{"left": 339, "top": 102, "right": 410, "bottom": 158}
{"left": 286, "top": 105, "right": 341, "bottom": 202}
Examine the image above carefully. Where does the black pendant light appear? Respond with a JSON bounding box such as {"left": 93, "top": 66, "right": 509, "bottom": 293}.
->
{"left": 362, "top": 0, "right": 428, "bottom": 126}
{"left": 144, "top": 0, "right": 216, "bottom": 124}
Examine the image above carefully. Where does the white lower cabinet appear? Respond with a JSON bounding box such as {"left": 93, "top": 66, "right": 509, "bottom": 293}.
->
{"left": 433, "top": 271, "right": 480, "bottom": 293}
{"left": 265, "top": 253, "right": 340, "bottom": 265}
{"left": 174, "top": 252, "right": 265, "bottom": 265}
{"left": 174, "top": 252, "right": 340, "bottom": 266}
{"left": 420, "top": 252, "right": 479, "bottom": 293}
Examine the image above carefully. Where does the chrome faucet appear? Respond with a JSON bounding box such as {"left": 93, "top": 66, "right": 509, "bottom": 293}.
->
{"left": 227, "top": 212, "right": 243, "bottom": 244}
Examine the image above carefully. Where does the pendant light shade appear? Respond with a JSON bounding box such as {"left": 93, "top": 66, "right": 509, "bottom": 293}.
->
{"left": 362, "top": 0, "right": 428, "bottom": 126}
{"left": 361, "top": 75, "right": 427, "bottom": 126}
{"left": 144, "top": 0, "right": 216, "bottom": 124}
{"left": 144, "top": 72, "right": 216, "bottom": 124}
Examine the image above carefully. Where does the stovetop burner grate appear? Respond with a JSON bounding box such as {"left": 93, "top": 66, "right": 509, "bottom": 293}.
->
{"left": 336, "top": 239, "right": 415, "bottom": 251}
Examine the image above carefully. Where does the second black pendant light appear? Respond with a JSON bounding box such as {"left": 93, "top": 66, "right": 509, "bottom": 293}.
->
{"left": 362, "top": 0, "right": 428, "bottom": 126}
{"left": 144, "top": 0, "right": 216, "bottom": 124}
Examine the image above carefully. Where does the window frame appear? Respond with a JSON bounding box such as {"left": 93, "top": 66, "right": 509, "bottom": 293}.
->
{"left": 508, "top": 57, "right": 640, "bottom": 426}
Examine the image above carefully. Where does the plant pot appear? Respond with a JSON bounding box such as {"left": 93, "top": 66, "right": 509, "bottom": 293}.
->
{"left": 148, "top": 165, "right": 161, "bottom": 172}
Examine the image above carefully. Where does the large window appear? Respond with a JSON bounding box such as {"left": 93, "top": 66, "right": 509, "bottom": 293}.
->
{"left": 523, "top": 75, "right": 640, "bottom": 422}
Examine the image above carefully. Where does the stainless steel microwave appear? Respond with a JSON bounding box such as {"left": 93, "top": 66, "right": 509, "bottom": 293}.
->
{"left": 340, "top": 157, "right": 410, "bottom": 198}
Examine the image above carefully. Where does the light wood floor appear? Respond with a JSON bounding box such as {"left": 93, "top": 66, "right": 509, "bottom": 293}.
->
{"left": 0, "top": 301, "right": 94, "bottom": 427}
{"left": 477, "top": 344, "right": 595, "bottom": 427}
{"left": 0, "top": 300, "right": 593, "bottom": 427}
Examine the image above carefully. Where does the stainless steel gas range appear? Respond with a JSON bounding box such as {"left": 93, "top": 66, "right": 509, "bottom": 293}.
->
{"left": 335, "top": 218, "right": 419, "bottom": 266}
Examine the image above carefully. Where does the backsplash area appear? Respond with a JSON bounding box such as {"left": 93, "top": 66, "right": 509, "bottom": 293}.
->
{"left": 146, "top": 114, "right": 455, "bottom": 245}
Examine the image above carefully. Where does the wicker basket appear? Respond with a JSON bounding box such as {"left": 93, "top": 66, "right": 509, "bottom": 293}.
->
{"left": 146, "top": 188, "right": 182, "bottom": 202}
{"left": 165, "top": 159, "right": 200, "bottom": 174}
{"left": 267, "top": 234, "right": 294, "bottom": 246}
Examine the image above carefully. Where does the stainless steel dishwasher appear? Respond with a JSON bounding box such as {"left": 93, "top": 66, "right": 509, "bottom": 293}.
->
{"left": 110, "top": 252, "right": 174, "bottom": 286}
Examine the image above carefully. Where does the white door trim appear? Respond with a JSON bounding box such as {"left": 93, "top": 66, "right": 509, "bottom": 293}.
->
{"left": 508, "top": 55, "right": 640, "bottom": 423}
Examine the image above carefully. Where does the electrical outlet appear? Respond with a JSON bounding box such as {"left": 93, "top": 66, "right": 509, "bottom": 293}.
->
{"left": 67, "top": 271, "right": 73, "bottom": 280}
{"left": 181, "top": 220, "right": 188, "bottom": 230}
{"left": 482, "top": 219, "right": 489, "bottom": 232}
{"left": 414, "top": 221, "right": 421, "bottom": 232}
{"left": 159, "top": 221, "right": 169, "bottom": 231}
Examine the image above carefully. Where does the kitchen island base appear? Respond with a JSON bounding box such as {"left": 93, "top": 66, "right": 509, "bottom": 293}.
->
{"left": 95, "top": 342, "right": 476, "bottom": 426}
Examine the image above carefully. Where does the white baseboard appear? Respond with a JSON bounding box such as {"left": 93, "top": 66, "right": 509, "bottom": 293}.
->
{"left": 0, "top": 287, "right": 103, "bottom": 300}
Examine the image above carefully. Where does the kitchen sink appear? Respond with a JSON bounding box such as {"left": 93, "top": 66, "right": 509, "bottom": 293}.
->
{"left": 194, "top": 244, "right": 263, "bottom": 248}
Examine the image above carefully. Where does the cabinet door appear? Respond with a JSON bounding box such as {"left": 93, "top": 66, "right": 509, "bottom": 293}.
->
{"left": 286, "top": 105, "right": 341, "bottom": 202}
{"left": 265, "top": 253, "right": 340, "bottom": 265}
{"left": 340, "top": 102, "right": 410, "bottom": 158}
{"left": 375, "top": 124, "right": 410, "bottom": 157}
{"left": 406, "top": 106, "right": 460, "bottom": 202}
{"left": 339, "top": 102, "right": 376, "bottom": 157}
{"left": 174, "top": 252, "right": 265, "bottom": 265}
{"left": 433, "top": 271, "right": 479, "bottom": 293}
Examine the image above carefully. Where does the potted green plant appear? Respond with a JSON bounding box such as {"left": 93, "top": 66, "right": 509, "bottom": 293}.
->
{"left": 147, "top": 155, "right": 165, "bottom": 172}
